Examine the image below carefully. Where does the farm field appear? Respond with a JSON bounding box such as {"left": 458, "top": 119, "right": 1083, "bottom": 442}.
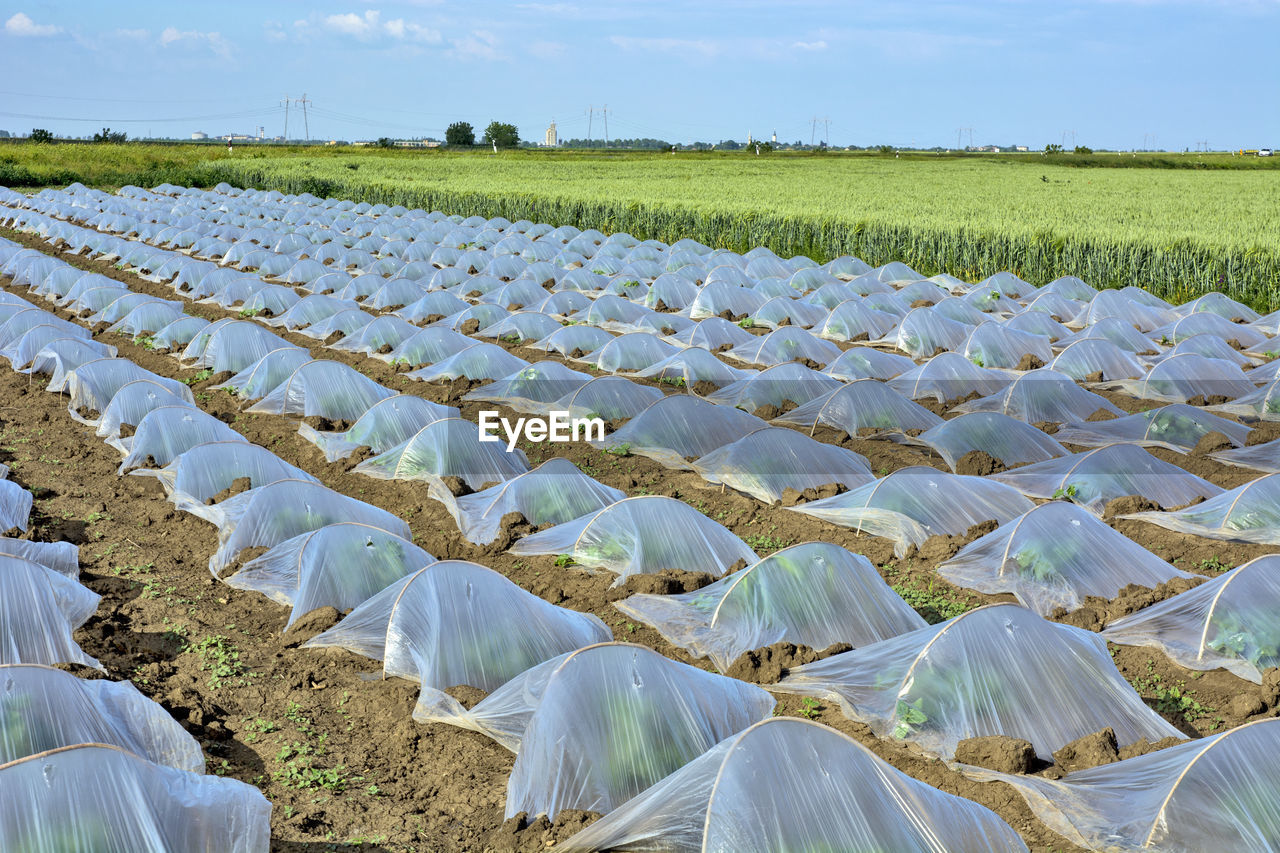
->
{"left": 2, "top": 179, "right": 1280, "bottom": 851}
{"left": 3, "top": 143, "right": 1280, "bottom": 308}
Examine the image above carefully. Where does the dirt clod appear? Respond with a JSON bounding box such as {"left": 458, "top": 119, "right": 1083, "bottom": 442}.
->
{"left": 1052, "top": 728, "right": 1119, "bottom": 772}
{"left": 954, "top": 735, "right": 1037, "bottom": 774}
{"left": 724, "top": 641, "right": 852, "bottom": 684}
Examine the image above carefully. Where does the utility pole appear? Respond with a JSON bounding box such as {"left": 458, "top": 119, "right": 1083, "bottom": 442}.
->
{"left": 957, "top": 127, "right": 973, "bottom": 149}
{"left": 811, "top": 116, "right": 818, "bottom": 146}
{"left": 281, "top": 95, "right": 290, "bottom": 140}
{"left": 602, "top": 104, "right": 608, "bottom": 147}
{"left": 586, "top": 105, "right": 593, "bottom": 143}
{"left": 295, "top": 93, "right": 311, "bottom": 142}
{"left": 821, "top": 117, "right": 830, "bottom": 147}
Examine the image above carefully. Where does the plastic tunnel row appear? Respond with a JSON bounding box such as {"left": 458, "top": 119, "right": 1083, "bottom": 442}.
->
{"left": 10, "top": 187, "right": 1280, "bottom": 850}
{"left": 0, "top": 246, "right": 273, "bottom": 849}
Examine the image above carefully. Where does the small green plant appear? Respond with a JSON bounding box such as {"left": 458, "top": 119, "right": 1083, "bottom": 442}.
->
{"left": 798, "top": 697, "right": 822, "bottom": 719}
{"left": 184, "top": 635, "right": 250, "bottom": 689}
{"left": 1052, "top": 484, "right": 1079, "bottom": 500}
{"left": 970, "top": 354, "right": 985, "bottom": 367}
{"left": 238, "top": 307, "right": 262, "bottom": 318}
{"left": 182, "top": 368, "right": 215, "bottom": 385}
{"left": 605, "top": 443, "right": 631, "bottom": 456}
{"left": 736, "top": 316, "right": 755, "bottom": 328}
{"left": 554, "top": 554, "right": 576, "bottom": 567}
{"left": 892, "top": 698, "right": 929, "bottom": 738}
{"left": 136, "top": 334, "right": 158, "bottom": 350}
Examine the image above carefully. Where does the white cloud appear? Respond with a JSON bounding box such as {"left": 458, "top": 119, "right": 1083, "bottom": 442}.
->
{"left": 792, "top": 39, "right": 828, "bottom": 51}
{"left": 114, "top": 28, "right": 150, "bottom": 40}
{"left": 449, "top": 29, "right": 502, "bottom": 61}
{"left": 159, "top": 26, "right": 232, "bottom": 59}
{"left": 321, "top": 10, "right": 440, "bottom": 43}
{"left": 4, "top": 12, "right": 61, "bottom": 37}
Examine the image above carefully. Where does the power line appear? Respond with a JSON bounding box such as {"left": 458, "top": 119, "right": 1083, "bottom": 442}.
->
{"left": 0, "top": 108, "right": 279, "bottom": 124}
{"left": 295, "top": 93, "right": 312, "bottom": 141}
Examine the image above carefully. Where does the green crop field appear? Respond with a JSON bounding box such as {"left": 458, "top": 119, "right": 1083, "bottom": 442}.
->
{"left": 4, "top": 142, "right": 1278, "bottom": 308}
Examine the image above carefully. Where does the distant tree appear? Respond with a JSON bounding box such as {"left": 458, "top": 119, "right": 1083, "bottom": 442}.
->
{"left": 1073, "top": 145, "right": 1093, "bottom": 155}
{"left": 92, "top": 127, "right": 127, "bottom": 144}
{"left": 376, "top": 137, "right": 395, "bottom": 149}
{"left": 483, "top": 121, "right": 519, "bottom": 149}
{"left": 717, "top": 139, "right": 741, "bottom": 150}
{"left": 445, "top": 121, "right": 475, "bottom": 146}
{"left": 877, "top": 144, "right": 894, "bottom": 155}
{"left": 1044, "top": 143, "right": 1064, "bottom": 154}
{"left": 0, "top": 130, "right": 10, "bottom": 138}
{"left": 29, "top": 128, "right": 53, "bottom": 144}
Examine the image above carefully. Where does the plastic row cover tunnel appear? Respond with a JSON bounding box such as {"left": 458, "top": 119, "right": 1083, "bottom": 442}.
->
{"left": 306, "top": 560, "right": 611, "bottom": 716}
{"left": 615, "top": 543, "right": 926, "bottom": 672}
{"left": 439, "top": 458, "right": 625, "bottom": 545}
{"left": 0, "top": 555, "right": 101, "bottom": 670}
{"left": 0, "top": 664, "right": 203, "bottom": 771}
{"left": 591, "top": 395, "right": 769, "bottom": 469}
{"left": 966, "top": 718, "right": 1280, "bottom": 853}
{"left": 0, "top": 744, "right": 270, "bottom": 853}
{"left": 690, "top": 427, "right": 874, "bottom": 503}
{"left": 225, "top": 523, "right": 436, "bottom": 630}
{"left": 937, "top": 502, "right": 1192, "bottom": 614}
{"left": 1102, "top": 555, "right": 1280, "bottom": 682}
{"left": 775, "top": 604, "right": 1181, "bottom": 761}
{"left": 417, "top": 642, "right": 776, "bottom": 818}
{"left": 789, "top": 467, "right": 1034, "bottom": 557}
{"left": 555, "top": 717, "right": 1029, "bottom": 853}
{"left": 1119, "top": 473, "right": 1280, "bottom": 543}
{"left": 205, "top": 479, "right": 411, "bottom": 576}
{"left": 509, "top": 496, "right": 758, "bottom": 585}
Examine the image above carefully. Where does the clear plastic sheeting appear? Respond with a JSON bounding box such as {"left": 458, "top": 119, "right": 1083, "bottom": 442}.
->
{"left": 1048, "top": 338, "right": 1147, "bottom": 381}
{"left": 407, "top": 343, "right": 530, "bottom": 383}
{"left": 962, "top": 323, "right": 1053, "bottom": 369}
{"left": 207, "top": 479, "right": 411, "bottom": 576}
{"left": 0, "top": 539, "right": 79, "bottom": 579}
{"left": 773, "top": 380, "right": 944, "bottom": 433}
{"left": 823, "top": 346, "right": 915, "bottom": 381}
{"left": 1102, "top": 555, "right": 1280, "bottom": 683}
{"left": 1106, "top": 353, "right": 1254, "bottom": 403}
{"left": 0, "top": 480, "right": 33, "bottom": 533}
{"left": 615, "top": 543, "right": 925, "bottom": 672}
{"left": 298, "top": 394, "right": 457, "bottom": 462}
{"left": 461, "top": 362, "right": 593, "bottom": 413}
{"left": 557, "top": 717, "right": 1029, "bottom": 853}
{"left": 702, "top": 363, "right": 836, "bottom": 413}
{"left": 31, "top": 339, "right": 119, "bottom": 390}
{"left": 63, "top": 359, "right": 193, "bottom": 423}
{"left": 777, "top": 603, "right": 1181, "bottom": 760}
{"left": 455, "top": 643, "right": 774, "bottom": 817}
{"left": 0, "top": 555, "right": 101, "bottom": 670}
{"left": 591, "top": 395, "right": 769, "bottom": 468}
{"left": 0, "top": 664, "right": 203, "bottom": 771}
{"left": 1211, "top": 438, "right": 1280, "bottom": 473}
{"left": 1054, "top": 404, "right": 1251, "bottom": 453}
{"left": 1211, "top": 377, "right": 1280, "bottom": 421}
{"left": 509, "top": 496, "right": 758, "bottom": 585}
{"left": 1120, "top": 473, "right": 1280, "bottom": 544}
{"left": 114, "top": 406, "right": 247, "bottom": 473}
{"left": 246, "top": 360, "right": 396, "bottom": 421}
{"left": 725, "top": 327, "right": 842, "bottom": 368}
{"left": 690, "top": 427, "right": 874, "bottom": 503}
{"left": 305, "top": 560, "right": 610, "bottom": 711}
{"left": 443, "top": 458, "right": 625, "bottom": 545}
{"left": 632, "top": 347, "right": 753, "bottom": 391}
{"left": 554, "top": 376, "right": 663, "bottom": 421}
{"left": 225, "top": 523, "right": 436, "bottom": 630}
{"left": 953, "top": 368, "right": 1123, "bottom": 423}
{"left": 0, "top": 744, "right": 271, "bottom": 853}
{"left": 887, "top": 352, "right": 1013, "bottom": 403}
{"left": 183, "top": 319, "right": 288, "bottom": 374}
{"left": 965, "top": 718, "right": 1280, "bottom": 853}
{"left": 938, "top": 502, "right": 1190, "bottom": 615}
{"left": 211, "top": 347, "right": 311, "bottom": 402}
{"left": 789, "top": 467, "right": 1034, "bottom": 557}
{"left": 912, "top": 412, "right": 1068, "bottom": 471}
{"left": 353, "top": 418, "right": 530, "bottom": 489}
{"left": 888, "top": 307, "right": 971, "bottom": 358}
{"left": 135, "top": 440, "right": 318, "bottom": 523}
{"left": 990, "top": 444, "right": 1222, "bottom": 512}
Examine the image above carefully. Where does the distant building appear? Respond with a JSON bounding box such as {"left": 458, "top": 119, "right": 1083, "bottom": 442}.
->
{"left": 772, "top": 130, "right": 777, "bottom": 143}
{"left": 544, "top": 120, "right": 558, "bottom": 147}
{"left": 191, "top": 131, "right": 208, "bottom": 140}
{"left": 1014, "top": 145, "right": 1029, "bottom": 152}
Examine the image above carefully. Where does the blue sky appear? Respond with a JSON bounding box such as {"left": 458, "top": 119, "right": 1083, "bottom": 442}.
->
{"left": 2, "top": 0, "right": 1276, "bottom": 149}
